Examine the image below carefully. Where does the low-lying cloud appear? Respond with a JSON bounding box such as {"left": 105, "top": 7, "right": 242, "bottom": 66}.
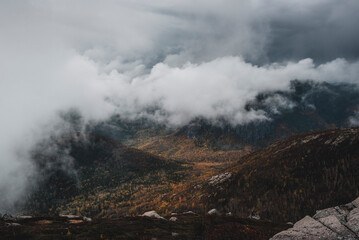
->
{"left": 1, "top": 0, "right": 359, "bottom": 211}
{"left": 107, "top": 57, "right": 359, "bottom": 125}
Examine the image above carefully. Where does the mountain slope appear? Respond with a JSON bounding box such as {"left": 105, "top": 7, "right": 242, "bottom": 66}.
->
{"left": 170, "top": 81, "right": 359, "bottom": 148}
{"left": 139, "top": 132, "right": 251, "bottom": 162}
{"left": 156, "top": 127, "right": 359, "bottom": 222}
{"left": 127, "top": 81, "right": 359, "bottom": 166}
{"left": 25, "top": 133, "right": 186, "bottom": 216}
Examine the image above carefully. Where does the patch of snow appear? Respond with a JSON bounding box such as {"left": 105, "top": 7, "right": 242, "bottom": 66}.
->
{"left": 172, "top": 232, "right": 179, "bottom": 237}
{"left": 226, "top": 212, "right": 232, "bottom": 216}
{"left": 171, "top": 213, "right": 178, "bottom": 216}
{"left": 141, "top": 210, "right": 165, "bottom": 219}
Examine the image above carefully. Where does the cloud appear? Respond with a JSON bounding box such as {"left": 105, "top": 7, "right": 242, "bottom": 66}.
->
{"left": 0, "top": 0, "right": 359, "bottom": 211}
{"left": 104, "top": 57, "right": 359, "bottom": 125}
{"left": 3, "top": 0, "right": 358, "bottom": 66}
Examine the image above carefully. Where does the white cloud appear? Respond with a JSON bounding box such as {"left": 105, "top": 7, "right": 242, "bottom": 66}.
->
{"left": 104, "top": 57, "right": 359, "bottom": 125}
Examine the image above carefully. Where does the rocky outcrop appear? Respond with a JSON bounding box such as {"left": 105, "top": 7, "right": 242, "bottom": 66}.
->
{"left": 141, "top": 210, "right": 165, "bottom": 220}
{"left": 271, "top": 197, "right": 359, "bottom": 239}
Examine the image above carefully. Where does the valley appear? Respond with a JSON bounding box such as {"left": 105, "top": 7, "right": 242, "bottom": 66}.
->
{"left": 7, "top": 81, "right": 359, "bottom": 239}
{"left": 11, "top": 123, "right": 359, "bottom": 239}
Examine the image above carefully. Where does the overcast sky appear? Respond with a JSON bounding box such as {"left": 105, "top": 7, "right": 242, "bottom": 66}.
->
{"left": 1, "top": 0, "right": 359, "bottom": 211}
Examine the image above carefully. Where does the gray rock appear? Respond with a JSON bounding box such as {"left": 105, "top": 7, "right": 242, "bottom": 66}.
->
{"left": 6, "top": 223, "right": 21, "bottom": 227}
{"left": 169, "top": 216, "right": 178, "bottom": 222}
{"left": 270, "top": 229, "right": 311, "bottom": 240}
{"left": 346, "top": 208, "right": 359, "bottom": 236}
{"left": 82, "top": 217, "right": 92, "bottom": 222}
{"left": 141, "top": 210, "right": 165, "bottom": 220}
{"left": 2, "top": 214, "right": 15, "bottom": 221}
{"left": 313, "top": 206, "right": 350, "bottom": 224}
{"left": 352, "top": 197, "right": 359, "bottom": 208}
{"left": 208, "top": 209, "right": 220, "bottom": 215}
{"left": 17, "top": 216, "right": 32, "bottom": 219}
{"left": 271, "top": 216, "right": 338, "bottom": 240}
{"left": 318, "top": 216, "right": 356, "bottom": 239}
{"left": 293, "top": 216, "right": 338, "bottom": 238}
{"left": 271, "top": 197, "right": 359, "bottom": 240}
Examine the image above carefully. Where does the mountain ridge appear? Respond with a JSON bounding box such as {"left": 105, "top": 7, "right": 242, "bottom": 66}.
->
{"left": 151, "top": 127, "right": 359, "bottom": 222}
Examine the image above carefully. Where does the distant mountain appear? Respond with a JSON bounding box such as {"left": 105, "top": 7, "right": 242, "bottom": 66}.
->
{"left": 157, "top": 127, "right": 359, "bottom": 222}
{"left": 98, "top": 81, "right": 359, "bottom": 162}
{"left": 173, "top": 80, "right": 359, "bottom": 148}
{"left": 92, "top": 117, "right": 170, "bottom": 147}
{"left": 138, "top": 130, "right": 251, "bottom": 162}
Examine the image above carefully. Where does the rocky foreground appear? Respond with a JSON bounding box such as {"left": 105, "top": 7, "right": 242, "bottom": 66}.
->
{"left": 271, "top": 197, "right": 359, "bottom": 239}
{"left": 0, "top": 213, "right": 289, "bottom": 240}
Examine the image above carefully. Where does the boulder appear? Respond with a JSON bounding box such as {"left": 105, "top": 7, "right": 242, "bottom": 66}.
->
{"left": 6, "top": 223, "right": 21, "bottom": 227}
{"left": 271, "top": 216, "right": 338, "bottom": 240}
{"left": 226, "top": 212, "right": 233, "bottom": 216}
{"left": 83, "top": 217, "right": 92, "bottom": 222}
{"left": 169, "top": 216, "right": 178, "bottom": 221}
{"left": 182, "top": 211, "right": 196, "bottom": 215}
{"left": 141, "top": 210, "right": 165, "bottom": 220}
{"left": 208, "top": 209, "right": 220, "bottom": 215}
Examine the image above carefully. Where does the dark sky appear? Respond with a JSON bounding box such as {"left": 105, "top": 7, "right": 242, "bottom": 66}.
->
{"left": 265, "top": 1, "right": 359, "bottom": 63}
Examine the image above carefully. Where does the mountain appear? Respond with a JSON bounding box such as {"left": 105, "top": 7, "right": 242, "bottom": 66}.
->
{"left": 28, "top": 126, "right": 359, "bottom": 224}
{"left": 25, "top": 133, "right": 186, "bottom": 216}
{"left": 103, "top": 80, "right": 359, "bottom": 164}
{"left": 154, "top": 127, "right": 359, "bottom": 222}
{"left": 18, "top": 80, "right": 359, "bottom": 234}
{"left": 170, "top": 80, "right": 359, "bottom": 148}
{"left": 92, "top": 117, "right": 171, "bottom": 147}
